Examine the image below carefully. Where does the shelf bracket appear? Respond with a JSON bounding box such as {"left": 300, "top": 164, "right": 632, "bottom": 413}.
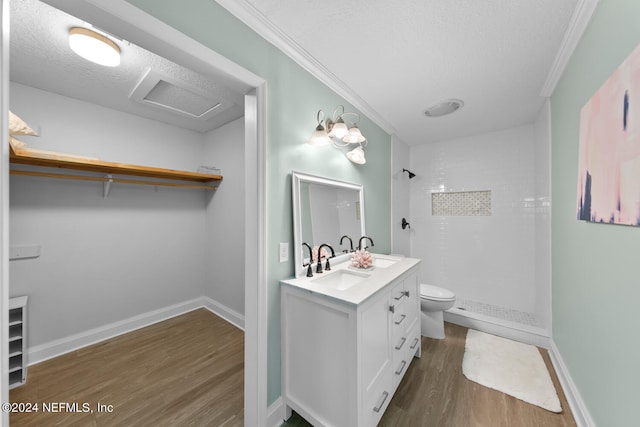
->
{"left": 103, "top": 174, "right": 113, "bottom": 198}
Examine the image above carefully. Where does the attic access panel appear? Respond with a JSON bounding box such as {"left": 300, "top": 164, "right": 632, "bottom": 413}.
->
{"left": 129, "top": 68, "right": 233, "bottom": 121}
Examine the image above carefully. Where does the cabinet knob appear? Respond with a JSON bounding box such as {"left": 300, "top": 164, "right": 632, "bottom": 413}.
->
{"left": 388, "top": 305, "right": 395, "bottom": 313}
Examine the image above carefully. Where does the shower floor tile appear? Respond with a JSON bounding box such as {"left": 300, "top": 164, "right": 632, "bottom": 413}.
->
{"left": 454, "top": 298, "right": 539, "bottom": 327}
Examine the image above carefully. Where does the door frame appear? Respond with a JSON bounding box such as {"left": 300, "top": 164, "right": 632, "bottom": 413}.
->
{"left": 0, "top": 0, "right": 268, "bottom": 425}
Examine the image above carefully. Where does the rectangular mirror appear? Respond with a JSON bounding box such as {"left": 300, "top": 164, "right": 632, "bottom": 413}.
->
{"left": 292, "top": 171, "right": 365, "bottom": 278}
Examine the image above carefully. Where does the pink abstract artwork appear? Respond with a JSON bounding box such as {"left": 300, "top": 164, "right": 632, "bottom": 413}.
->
{"left": 577, "top": 43, "right": 640, "bottom": 225}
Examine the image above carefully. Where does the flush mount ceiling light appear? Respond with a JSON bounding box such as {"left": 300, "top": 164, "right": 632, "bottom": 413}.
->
{"left": 424, "top": 98, "right": 464, "bottom": 118}
{"left": 306, "top": 105, "right": 368, "bottom": 164}
{"left": 69, "top": 27, "right": 121, "bottom": 67}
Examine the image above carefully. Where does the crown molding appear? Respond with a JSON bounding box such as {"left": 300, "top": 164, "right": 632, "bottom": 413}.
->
{"left": 216, "top": 0, "right": 396, "bottom": 136}
{"left": 540, "top": 0, "right": 600, "bottom": 97}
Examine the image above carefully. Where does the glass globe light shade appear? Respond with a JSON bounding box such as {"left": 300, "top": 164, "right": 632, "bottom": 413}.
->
{"left": 342, "top": 124, "right": 366, "bottom": 144}
{"left": 327, "top": 118, "right": 349, "bottom": 139}
{"left": 346, "top": 146, "right": 366, "bottom": 164}
{"left": 306, "top": 125, "right": 332, "bottom": 146}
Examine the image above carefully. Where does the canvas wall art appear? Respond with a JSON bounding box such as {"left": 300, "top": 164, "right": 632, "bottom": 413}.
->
{"left": 577, "top": 43, "right": 640, "bottom": 225}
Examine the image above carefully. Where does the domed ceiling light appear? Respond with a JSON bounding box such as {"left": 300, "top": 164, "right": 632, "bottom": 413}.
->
{"left": 424, "top": 98, "right": 464, "bottom": 117}
{"left": 69, "top": 27, "right": 121, "bottom": 67}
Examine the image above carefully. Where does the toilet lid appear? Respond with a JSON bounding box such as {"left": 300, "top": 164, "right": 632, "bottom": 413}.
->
{"left": 420, "top": 284, "right": 455, "bottom": 301}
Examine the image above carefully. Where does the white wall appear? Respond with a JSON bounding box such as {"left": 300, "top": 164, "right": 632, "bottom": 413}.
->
{"left": 9, "top": 83, "right": 209, "bottom": 351}
{"left": 533, "top": 100, "right": 551, "bottom": 331}
{"left": 410, "top": 125, "right": 539, "bottom": 315}
{"left": 391, "top": 135, "right": 411, "bottom": 256}
{"left": 203, "top": 118, "right": 245, "bottom": 316}
{"left": 9, "top": 83, "right": 204, "bottom": 170}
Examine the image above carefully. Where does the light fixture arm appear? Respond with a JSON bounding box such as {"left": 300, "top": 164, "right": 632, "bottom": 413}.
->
{"left": 316, "top": 110, "right": 326, "bottom": 127}
{"left": 331, "top": 105, "right": 346, "bottom": 123}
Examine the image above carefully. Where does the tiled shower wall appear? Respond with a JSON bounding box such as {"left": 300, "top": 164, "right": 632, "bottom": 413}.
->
{"left": 410, "top": 120, "right": 550, "bottom": 328}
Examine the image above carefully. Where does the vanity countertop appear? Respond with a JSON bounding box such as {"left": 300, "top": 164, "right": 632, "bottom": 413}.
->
{"left": 281, "top": 254, "right": 421, "bottom": 305}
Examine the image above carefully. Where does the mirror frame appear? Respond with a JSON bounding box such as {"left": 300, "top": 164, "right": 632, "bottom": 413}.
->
{"left": 291, "top": 170, "right": 365, "bottom": 278}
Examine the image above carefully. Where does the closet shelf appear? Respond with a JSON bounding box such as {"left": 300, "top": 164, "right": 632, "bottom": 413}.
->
{"left": 10, "top": 149, "right": 222, "bottom": 183}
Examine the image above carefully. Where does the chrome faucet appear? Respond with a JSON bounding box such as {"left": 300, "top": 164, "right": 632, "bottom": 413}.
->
{"left": 358, "top": 236, "right": 375, "bottom": 251}
{"left": 316, "top": 243, "right": 335, "bottom": 273}
{"left": 340, "top": 235, "right": 354, "bottom": 253}
{"left": 302, "top": 242, "right": 314, "bottom": 277}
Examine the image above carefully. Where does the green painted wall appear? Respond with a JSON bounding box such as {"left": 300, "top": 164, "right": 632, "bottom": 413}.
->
{"left": 552, "top": 1, "right": 640, "bottom": 425}
{"left": 127, "top": 0, "right": 392, "bottom": 405}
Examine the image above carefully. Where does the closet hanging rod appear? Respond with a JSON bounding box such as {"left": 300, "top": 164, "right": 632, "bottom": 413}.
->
{"left": 10, "top": 169, "right": 218, "bottom": 191}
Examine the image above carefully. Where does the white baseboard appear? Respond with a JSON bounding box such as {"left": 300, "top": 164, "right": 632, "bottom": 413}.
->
{"left": 267, "top": 397, "right": 286, "bottom": 427}
{"left": 28, "top": 296, "right": 244, "bottom": 366}
{"left": 548, "top": 340, "right": 595, "bottom": 427}
{"left": 201, "top": 296, "right": 245, "bottom": 330}
{"left": 444, "top": 309, "right": 550, "bottom": 348}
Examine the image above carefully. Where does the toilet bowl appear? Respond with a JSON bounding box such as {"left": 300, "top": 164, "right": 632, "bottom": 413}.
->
{"left": 420, "top": 284, "right": 456, "bottom": 339}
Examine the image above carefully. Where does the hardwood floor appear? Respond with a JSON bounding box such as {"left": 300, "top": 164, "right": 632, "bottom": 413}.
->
{"left": 284, "top": 322, "right": 577, "bottom": 427}
{"left": 10, "top": 308, "right": 244, "bottom": 427}
{"left": 12, "top": 315, "right": 576, "bottom": 427}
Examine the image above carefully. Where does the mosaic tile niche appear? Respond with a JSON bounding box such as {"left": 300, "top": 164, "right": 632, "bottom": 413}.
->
{"left": 432, "top": 190, "right": 492, "bottom": 216}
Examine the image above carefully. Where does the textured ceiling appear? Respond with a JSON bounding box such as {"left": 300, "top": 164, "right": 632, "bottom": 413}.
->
{"left": 245, "top": 0, "right": 578, "bottom": 145}
{"left": 9, "top": 0, "right": 245, "bottom": 133}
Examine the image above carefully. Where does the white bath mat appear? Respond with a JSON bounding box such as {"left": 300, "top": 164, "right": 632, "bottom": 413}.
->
{"left": 462, "top": 329, "right": 562, "bottom": 413}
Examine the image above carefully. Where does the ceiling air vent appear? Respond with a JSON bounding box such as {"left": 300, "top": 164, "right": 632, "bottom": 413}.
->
{"left": 129, "top": 68, "right": 227, "bottom": 120}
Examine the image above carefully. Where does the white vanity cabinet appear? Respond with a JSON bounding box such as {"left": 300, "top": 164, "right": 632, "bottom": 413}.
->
{"left": 281, "top": 261, "right": 420, "bottom": 427}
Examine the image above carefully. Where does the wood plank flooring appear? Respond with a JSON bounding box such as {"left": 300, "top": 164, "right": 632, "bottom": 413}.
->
{"left": 9, "top": 308, "right": 244, "bottom": 427}
{"left": 284, "top": 322, "right": 577, "bottom": 427}
{"left": 11, "top": 314, "right": 576, "bottom": 427}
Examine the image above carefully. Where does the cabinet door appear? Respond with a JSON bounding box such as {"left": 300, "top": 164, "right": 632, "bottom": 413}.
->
{"left": 404, "top": 272, "right": 421, "bottom": 360}
{"left": 282, "top": 289, "right": 354, "bottom": 426}
{"left": 360, "top": 292, "right": 392, "bottom": 426}
{"left": 403, "top": 273, "right": 419, "bottom": 339}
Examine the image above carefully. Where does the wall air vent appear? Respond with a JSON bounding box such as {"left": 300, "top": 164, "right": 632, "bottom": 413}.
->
{"left": 129, "top": 68, "right": 229, "bottom": 120}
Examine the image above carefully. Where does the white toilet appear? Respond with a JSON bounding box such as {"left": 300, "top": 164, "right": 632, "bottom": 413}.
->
{"left": 420, "top": 284, "right": 456, "bottom": 339}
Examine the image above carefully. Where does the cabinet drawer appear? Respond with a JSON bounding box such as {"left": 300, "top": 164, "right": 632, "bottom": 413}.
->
{"left": 405, "top": 323, "right": 421, "bottom": 359}
{"left": 389, "top": 280, "right": 406, "bottom": 304}
{"left": 392, "top": 310, "right": 410, "bottom": 331}
{"left": 364, "top": 369, "right": 392, "bottom": 427}
{"left": 393, "top": 323, "right": 420, "bottom": 389}
{"left": 392, "top": 297, "right": 415, "bottom": 338}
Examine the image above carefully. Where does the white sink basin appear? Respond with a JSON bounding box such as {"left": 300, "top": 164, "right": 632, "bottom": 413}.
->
{"left": 373, "top": 255, "right": 401, "bottom": 268}
{"left": 313, "top": 269, "right": 371, "bottom": 291}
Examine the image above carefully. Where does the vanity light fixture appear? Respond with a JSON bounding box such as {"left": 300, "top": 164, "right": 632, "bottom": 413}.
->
{"left": 69, "top": 27, "right": 121, "bottom": 67}
{"left": 306, "top": 105, "right": 368, "bottom": 164}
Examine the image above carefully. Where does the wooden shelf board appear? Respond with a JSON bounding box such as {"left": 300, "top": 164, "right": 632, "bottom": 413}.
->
{"left": 10, "top": 149, "right": 222, "bottom": 183}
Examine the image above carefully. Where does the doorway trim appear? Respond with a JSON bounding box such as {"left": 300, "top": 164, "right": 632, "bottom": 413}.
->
{"left": 0, "top": 0, "right": 268, "bottom": 425}
{"left": 1, "top": 1, "right": 11, "bottom": 425}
